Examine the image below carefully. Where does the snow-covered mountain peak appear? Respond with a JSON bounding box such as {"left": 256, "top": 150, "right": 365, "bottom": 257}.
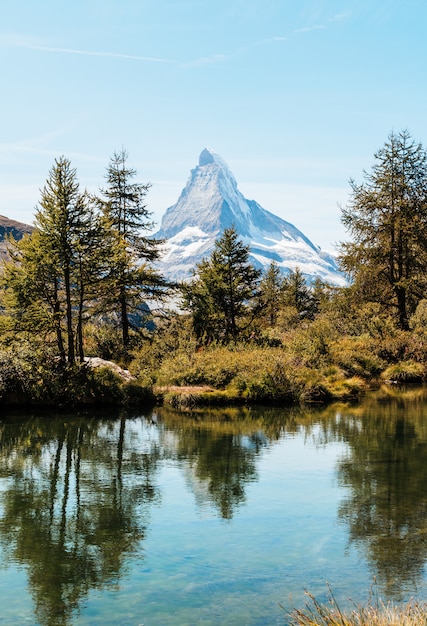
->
{"left": 198, "top": 148, "right": 215, "bottom": 166}
{"left": 157, "top": 148, "right": 246, "bottom": 240}
{"left": 155, "top": 150, "right": 346, "bottom": 286}
{"left": 193, "top": 148, "right": 239, "bottom": 200}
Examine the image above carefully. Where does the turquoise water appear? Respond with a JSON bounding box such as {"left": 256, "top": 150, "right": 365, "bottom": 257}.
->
{"left": 1, "top": 389, "right": 427, "bottom": 624}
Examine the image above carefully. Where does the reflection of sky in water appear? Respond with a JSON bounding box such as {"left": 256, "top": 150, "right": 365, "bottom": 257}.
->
{"left": 1, "top": 401, "right": 427, "bottom": 625}
{"left": 140, "top": 423, "right": 365, "bottom": 625}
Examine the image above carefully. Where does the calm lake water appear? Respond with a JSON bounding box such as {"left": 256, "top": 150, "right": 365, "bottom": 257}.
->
{"left": 2, "top": 386, "right": 427, "bottom": 625}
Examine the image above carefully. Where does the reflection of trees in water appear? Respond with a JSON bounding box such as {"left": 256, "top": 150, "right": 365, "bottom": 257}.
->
{"left": 180, "top": 429, "right": 258, "bottom": 519}
{"left": 324, "top": 389, "right": 427, "bottom": 599}
{"left": 173, "top": 393, "right": 427, "bottom": 599}
{"left": 0, "top": 406, "right": 302, "bottom": 623}
{"left": 0, "top": 414, "right": 161, "bottom": 626}
{"left": 157, "top": 406, "right": 284, "bottom": 520}
{"left": 5, "top": 392, "right": 427, "bottom": 621}
{"left": 156, "top": 405, "right": 308, "bottom": 520}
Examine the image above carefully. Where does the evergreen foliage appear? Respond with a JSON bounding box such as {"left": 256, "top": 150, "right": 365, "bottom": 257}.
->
{"left": 97, "top": 148, "right": 169, "bottom": 350}
{"left": 339, "top": 129, "right": 427, "bottom": 330}
{"left": 1, "top": 151, "right": 169, "bottom": 372}
{"left": 257, "top": 261, "right": 284, "bottom": 327}
{"left": 181, "top": 226, "right": 261, "bottom": 343}
{"left": 283, "top": 267, "right": 317, "bottom": 319}
{"left": 1, "top": 157, "right": 100, "bottom": 363}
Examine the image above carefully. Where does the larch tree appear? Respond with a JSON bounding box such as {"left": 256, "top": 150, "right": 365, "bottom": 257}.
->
{"left": 257, "top": 261, "right": 285, "bottom": 327}
{"left": 2, "top": 157, "right": 102, "bottom": 363}
{"left": 339, "top": 130, "right": 427, "bottom": 330}
{"left": 282, "top": 267, "right": 316, "bottom": 320}
{"left": 72, "top": 199, "right": 110, "bottom": 361}
{"left": 2, "top": 228, "right": 67, "bottom": 360}
{"left": 97, "top": 149, "right": 168, "bottom": 350}
{"left": 182, "top": 226, "right": 261, "bottom": 343}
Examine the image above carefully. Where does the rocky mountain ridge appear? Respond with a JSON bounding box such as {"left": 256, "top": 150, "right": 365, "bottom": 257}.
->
{"left": 0, "top": 215, "right": 34, "bottom": 262}
{"left": 155, "top": 149, "right": 345, "bottom": 286}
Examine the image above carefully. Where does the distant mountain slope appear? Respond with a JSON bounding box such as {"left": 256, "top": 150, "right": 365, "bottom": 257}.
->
{"left": 0, "top": 215, "right": 34, "bottom": 262}
{"left": 155, "top": 149, "right": 346, "bottom": 286}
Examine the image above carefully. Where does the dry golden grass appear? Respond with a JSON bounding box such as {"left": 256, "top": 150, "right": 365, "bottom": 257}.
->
{"left": 286, "top": 588, "right": 427, "bottom": 626}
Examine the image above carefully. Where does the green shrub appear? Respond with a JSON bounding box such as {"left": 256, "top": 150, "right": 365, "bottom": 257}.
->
{"left": 89, "top": 366, "right": 124, "bottom": 401}
{"left": 246, "top": 362, "right": 297, "bottom": 404}
{"left": 0, "top": 347, "right": 34, "bottom": 401}
{"left": 376, "top": 330, "right": 412, "bottom": 363}
{"left": 410, "top": 298, "right": 427, "bottom": 332}
{"left": 84, "top": 322, "right": 125, "bottom": 361}
{"left": 381, "top": 360, "right": 425, "bottom": 383}
{"left": 121, "top": 380, "right": 156, "bottom": 405}
{"left": 331, "top": 336, "right": 384, "bottom": 378}
{"left": 163, "top": 388, "right": 242, "bottom": 409}
{"left": 284, "top": 317, "right": 336, "bottom": 369}
{"left": 0, "top": 344, "right": 157, "bottom": 408}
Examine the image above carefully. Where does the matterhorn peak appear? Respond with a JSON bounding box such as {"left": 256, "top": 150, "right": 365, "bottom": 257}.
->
{"left": 198, "top": 148, "right": 215, "bottom": 166}
{"left": 155, "top": 150, "right": 346, "bottom": 286}
{"left": 198, "top": 147, "right": 231, "bottom": 174}
{"left": 156, "top": 148, "right": 243, "bottom": 240}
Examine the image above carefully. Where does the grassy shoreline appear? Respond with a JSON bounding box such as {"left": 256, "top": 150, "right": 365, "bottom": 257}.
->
{"left": 1, "top": 329, "right": 426, "bottom": 410}
{"left": 0, "top": 363, "right": 375, "bottom": 410}
{"left": 286, "top": 587, "right": 427, "bottom": 625}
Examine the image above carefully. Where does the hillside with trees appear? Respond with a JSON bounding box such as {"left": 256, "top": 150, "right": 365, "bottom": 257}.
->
{"left": 2, "top": 131, "right": 427, "bottom": 409}
{"left": 0, "top": 215, "right": 33, "bottom": 262}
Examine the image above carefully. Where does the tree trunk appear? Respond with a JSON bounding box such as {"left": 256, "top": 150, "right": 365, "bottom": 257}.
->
{"left": 120, "top": 291, "right": 129, "bottom": 347}
{"left": 396, "top": 286, "right": 409, "bottom": 330}
{"left": 53, "top": 285, "right": 66, "bottom": 364}
{"left": 76, "top": 278, "right": 85, "bottom": 363}
{"left": 64, "top": 266, "right": 75, "bottom": 363}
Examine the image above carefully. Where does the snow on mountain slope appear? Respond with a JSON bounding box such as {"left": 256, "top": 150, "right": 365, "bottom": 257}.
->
{"left": 155, "top": 149, "right": 346, "bottom": 286}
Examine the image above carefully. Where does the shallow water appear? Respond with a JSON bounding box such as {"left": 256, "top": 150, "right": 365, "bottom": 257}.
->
{"left": 1, "top": 386, "right": 427, "bottom": 625}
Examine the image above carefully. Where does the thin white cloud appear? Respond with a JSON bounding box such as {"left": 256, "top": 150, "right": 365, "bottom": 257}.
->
{"left": 329, "top": 11, "right": 352, "bottom": 23}
{"left": 29, "top": 45, "right": 178, "bottom": 64}
{"left": 1, "top": 29, "right": 290, "bottom": 71}
{"left": 293, "top": 10, "right": 351, "bottom": 36}
{"left": 0, "top": 33, "right": 179, "bottom": 64}
{"left": 1, "top": 10, "right": 344, "bottom": 75}
{"left": 255, "top": 36, "right": 288, "bottom": 45}
{"left": 234, "top": 36, "right": 287, "bottom": 59}
{"left": 294, "top": 24, "right": 325, "bottom": 34}
{"left": 4, "top": 35, "right": 226, "bottom": 69}
{"left": 2, "top": 24, "right": 331, "bottom": 76}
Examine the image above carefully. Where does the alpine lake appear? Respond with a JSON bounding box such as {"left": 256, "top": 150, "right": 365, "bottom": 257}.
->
{"left": 2, "top": 385, "right": 427, "bottom": 625}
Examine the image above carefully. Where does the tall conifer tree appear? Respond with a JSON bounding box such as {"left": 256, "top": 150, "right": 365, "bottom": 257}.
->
{"left": 258, "top": 261, "right": 284, "bottom": 327}
{"left": 98, "top": 149, "right": 168, "bottom": 349}
{"left": 182, "top": 226, "right": 261, "bottom": 343}
{"left": 2, "top": 157, "right": 101, "bottom": 363}
{"left": 340, "top": 130, "right": 427, "bottom": 329}
{"left": 283, "top": 268, "right": 316, "bottom": 320}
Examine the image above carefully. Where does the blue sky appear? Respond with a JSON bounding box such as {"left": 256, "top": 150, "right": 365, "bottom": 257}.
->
{"left": 1, "top": 0, "right": 426, "bottom": 251}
